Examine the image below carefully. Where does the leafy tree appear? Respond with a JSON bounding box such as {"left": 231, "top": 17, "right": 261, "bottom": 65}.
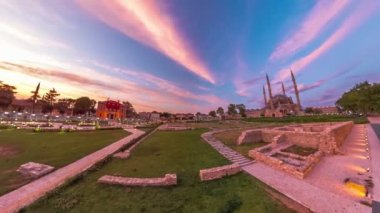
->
{"left": 55, "top": 98, "right": 75, "bottom": 115}
{"left": 304, "top": 107, "right": 314, "bottom": 114}
{"left": 227, "top": 104, "right": 237, "bottom": 115}
{"left": 123, "top": 101, "right": 136, "bottom": 117}
{"left": 336, "top": 81, "right": 380, "bottom": 114}
{"left": 209, "top": 110, "right": 217, "bottom": 117}
{"left": 73, "top": 97, "right": 92, "bottom": 115}
{"left": 160, "top": 112, "right": 171, "bottom": 118}
{"left": 41, "top": 88, "right": 60, "bottom": 114}
{"left": 216, "top": 107, "right": 224, "bottom": 116}
{"left": 236, "top": 104, "right": 246, "bottom": 117}
{"left": 0, "top": 81, "right": 16, "bottom": 110}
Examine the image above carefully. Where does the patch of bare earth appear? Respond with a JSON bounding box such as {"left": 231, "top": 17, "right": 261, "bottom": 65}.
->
{"left": 0, "top": 145, "right": 19, "bottom": 158}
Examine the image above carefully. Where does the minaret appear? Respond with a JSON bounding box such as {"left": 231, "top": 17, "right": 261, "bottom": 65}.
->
{"left": 290, "top": 70, "right": 302, "bottom": 110}
{"left": 282, "top": 82, "right": 286, "bottom": 96}
{"left": 266, "top": 74, "right": 274, "bottom": 110}
{"left": 263, "top": 85, "right": 267, "bottom": 107}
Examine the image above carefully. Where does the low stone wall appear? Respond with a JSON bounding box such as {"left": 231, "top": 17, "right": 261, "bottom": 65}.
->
{"left": 98, "top": 174, "right": 177, "bottom": 187}
{"left": 237, "top": 129, "right": 262, "bottom": 145}
{"left": 199, "top": 164, "right": 241, "bottom": 181}
{"left": 237, "top": 122, "right": 353, "bottom": 154}
{"left": 319, "top": 121, "right": 353, "bottom": 154}
{"left": 249, "top": 148, "right": 323, "bottom": 179}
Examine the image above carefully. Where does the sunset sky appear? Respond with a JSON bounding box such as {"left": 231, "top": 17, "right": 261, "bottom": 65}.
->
{"left": 1, "top": 0, "right": 380, "bottom": 113}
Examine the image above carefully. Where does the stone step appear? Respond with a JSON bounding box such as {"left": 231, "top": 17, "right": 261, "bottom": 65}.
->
{"left": 228, "top": 156, "right": 246, "bottom": 160}
{"left": 239, "top": 161, "right": 255, "bottom": 167}
{"left": 232, "top": 158, "right": 251, "bottom": 163}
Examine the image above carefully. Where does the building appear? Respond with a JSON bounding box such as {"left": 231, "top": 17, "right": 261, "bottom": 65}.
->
{"left": 246, "top": 109, "right": 262, "bottom": 118}
{"left": 261, "top": 70, "right": 302, "bottom": 117}
{"left": 313, "top": 106, "right": 339, "bottom": 114}
{"left": 96, "top": 100, "right": 130, "bottom": 120}
{"left": 138, "top": 112, "right": 160, "bottom": 121}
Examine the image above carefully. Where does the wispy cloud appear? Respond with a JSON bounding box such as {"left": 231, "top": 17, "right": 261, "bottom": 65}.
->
{"left": 0, "top": 60, "right": 226, "bottom": 113}
{"left": 274, "top": 1, "right": 379, "bottom": 83}
{"left": 77, "top": 0, "right": 215, "bottom": 84}
{"left": 270, "top": 1, "right": 349, "bottom": 61}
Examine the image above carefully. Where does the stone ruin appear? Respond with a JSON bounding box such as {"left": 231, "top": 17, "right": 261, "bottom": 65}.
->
{"left": 158, "top": 124, "right": 193, "bottom": 131}
{"left": 16, "top": 162, "right": 54, "bottom": 178}
{"left": 199, "top": 164, "right": 241, "bottom": 182}
{"left": 98, "top": 174, "right": 177, "bottom": 187}
{"left": 238, "top": 122, "right": 353, "bottom": 179}
{"left": 113, "top": 150, "right": 130, "bottom": 159}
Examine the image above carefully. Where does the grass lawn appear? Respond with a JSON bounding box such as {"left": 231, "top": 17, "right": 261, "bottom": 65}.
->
{"left": 214, "top": 129, "right": 269, "bottom": 157}
{"left": 244, "top": 115, "right": 368, "bottom": 124}
{"left": 371, "top": 124, "right": 380, "bottom": 140}
{"left": 0, "top": 129, "right": 129, "bottom": 195}
{"left": 281, "top": 145, "right": 317, "bottom": 156}
{"left": 25, "top": 129, "right": 295, "bottom": 213}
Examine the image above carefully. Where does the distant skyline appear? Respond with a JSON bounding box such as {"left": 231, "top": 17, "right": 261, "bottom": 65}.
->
{"left": 1, "top": 0, "right": 380, "bottom": 113}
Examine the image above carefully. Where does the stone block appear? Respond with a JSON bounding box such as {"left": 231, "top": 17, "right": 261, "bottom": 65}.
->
{"left": 17, "top": 162, "right": 54, "bottom": 178}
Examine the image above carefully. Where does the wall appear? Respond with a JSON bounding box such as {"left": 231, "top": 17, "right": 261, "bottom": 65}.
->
{"left": 199, "top": 164, "right": 241, "bottom": 181}
{"left": 98, "top": 174, "right": 177, "bottom": 187}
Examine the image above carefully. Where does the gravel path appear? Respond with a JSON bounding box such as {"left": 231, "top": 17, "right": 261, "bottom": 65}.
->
{"left": 0, "top": 128, "right": 145, "bottom": 213}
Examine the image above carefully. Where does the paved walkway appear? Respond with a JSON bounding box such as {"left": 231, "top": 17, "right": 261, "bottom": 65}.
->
{"left": 368, "top": 117, "right": 380, "bottom": 202}
{"left": 305, "top": 124, "right": 371, "bottom": 202}
{"left": 201, "top": 130, "right": 255, "bottom": 167}
{"left": 0, "top": 128, "right": 145, "bottom": 213}
{"left": 203, "top": 129, "right": 371, "bottom": 213}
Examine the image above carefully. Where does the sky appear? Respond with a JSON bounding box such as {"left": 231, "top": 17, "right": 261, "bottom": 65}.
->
{"left": 1, "top": 0, "right": 380, "bottom": 113}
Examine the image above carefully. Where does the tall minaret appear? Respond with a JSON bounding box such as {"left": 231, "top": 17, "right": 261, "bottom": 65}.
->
{"left": 281, "top": 82, "right": 286, "bottom": 96}
{"left": 263, "top": 85, "right": 267, "bottom": 107}
{"left": 266, "top": 74, "right": 274, "bottom": 110}
{"left": 290, "top": 70, "right": 302, "bottom": 110}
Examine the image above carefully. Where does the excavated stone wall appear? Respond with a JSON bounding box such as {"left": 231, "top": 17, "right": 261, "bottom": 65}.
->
{"left": 98, "top": 174, "right": 177, "bottom": 187}
{"left": 199, "top": 164, "right": 241, "bottom": 181}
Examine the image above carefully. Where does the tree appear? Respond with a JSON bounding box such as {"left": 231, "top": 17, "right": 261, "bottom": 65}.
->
{"left": 227, "top": 104, "right": 237, "bottom": 115}
{"left": 304, "top": 107, "right": 314, "bottom": 114}
{"left": 41, "top": 88, "right": 60, "bottom": 114}
{"left": 336, "top": 81, "right": 380, "bottom": 114}
{"left": 216, "top": 107, "right": 224, "bottom": 116}
{"left": 55, "top": 98, "right": 75, "bottom": 115}
{"left": 123, "top": 101, "right": 136, "bottom": 117}
{"left": 29, "top": 83, "right": 40, "bottom": 113}
{"left": 0, "top": 81, "right": 16, "bottom": 110}
{"left": 209, "top": 110, "right": 217, "bottom": 117}
{"left": 73, "top": 97, "right": 92, "bottom": 115}
{"left": 236, "top": 104, "right": 246, "bottom": 117}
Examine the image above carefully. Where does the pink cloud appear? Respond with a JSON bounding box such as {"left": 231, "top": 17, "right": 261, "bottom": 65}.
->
{"left": 274, "top": 1, "right": 379, "bottom": 83}
{"left": 270, "top": 0, "right": 349, "bottom": 61}
{"left": 76, "top": 0, "right": 215, "bottom": 84}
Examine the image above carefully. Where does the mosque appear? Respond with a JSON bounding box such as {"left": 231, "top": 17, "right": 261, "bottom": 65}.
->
{"left": 262, "top": 70, "right": 302, "bottom": 117}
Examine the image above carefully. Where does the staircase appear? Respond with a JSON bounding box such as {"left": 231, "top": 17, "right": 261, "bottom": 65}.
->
{"left": 202, "top": 132, "right": 255, "bottom": 167}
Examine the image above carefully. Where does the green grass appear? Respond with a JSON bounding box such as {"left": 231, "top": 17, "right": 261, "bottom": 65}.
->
{"left": 214, "top": 129, "right": 270, "bottom": 157}
{"left": 244, "top": 115, "right": 368, "bottom": 124}
{"left": 371, "top": 124, "right": 380, "bottom": 140}
{"left": 281, "top": 145, "right": 317, "bottom": 156}
{"left": 25, "top": 129, "right": 295, "bottom": 213}
{"left": 0, "top": 129, "right": 129, "bottom": 195}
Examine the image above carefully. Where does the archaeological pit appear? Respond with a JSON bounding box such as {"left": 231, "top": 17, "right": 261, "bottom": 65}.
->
{"left": 238, "top": 122, "right": 353, "bottom": 179}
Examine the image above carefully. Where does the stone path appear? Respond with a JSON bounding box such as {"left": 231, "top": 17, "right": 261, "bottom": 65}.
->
{"left": 0, "top": 128, "right": 145, "bottom": 213}
{"left": 367, "top": 117, "right": 380, "bottom": 203}
{"left": 201, "top": 131, "right": 255, "bottom": 167}
{"left": 202, "top": 129, "right": 371, "bottom": 213}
